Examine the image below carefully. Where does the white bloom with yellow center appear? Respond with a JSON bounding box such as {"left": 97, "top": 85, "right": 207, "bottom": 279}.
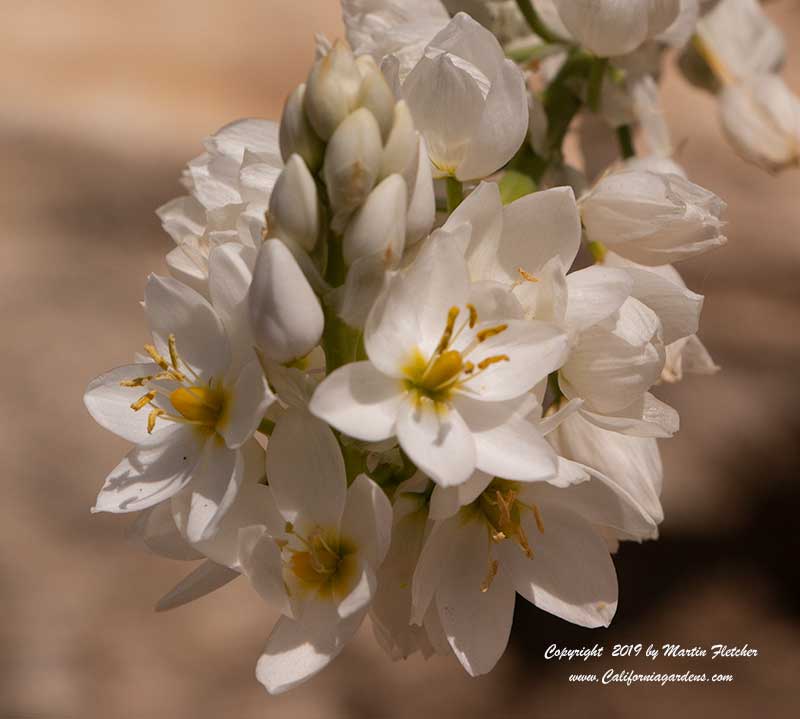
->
{"left": 237, "top": 408, "right": 392, "bottom": 694}
{"left": 410, "top": 460, "right": 656, "bottom": 676}
{"left": 309, "top": 238, "right": 569, "bottom": 487}
{"left": 84, "top": 273, "right": 274, "bottom": 541}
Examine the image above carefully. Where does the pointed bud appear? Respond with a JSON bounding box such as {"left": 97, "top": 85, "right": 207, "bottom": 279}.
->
{"left": 248, "top": 239, "right": 324, "bottom": 364}
{"left": 405, "top": 137, "right": 435, "bottom": 246}
{"left": 304, "top": 40, "right": 362, "bottom": 141}
{"left": 355, "top": 55, "right": 396, "bottom": 142}
{"left": 323, "top": 108, "right": 383, "bottom": 223}
{"left": 719, "top": 75, "right": 800, "bottom": 173}
{"left": 343, "top": 174, "right": 408, "bottom": 266}
{"left": 268, "top": 155, "right": 321, "bottom": 253}
{"left": 380, "top": 101, "right": 418, "bottom": 184}
{"left": 279, "top": 84, "right": 324, "bottom": 172}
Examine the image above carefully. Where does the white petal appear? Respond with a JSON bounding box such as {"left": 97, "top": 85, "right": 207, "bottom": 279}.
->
{"left": 505, "top": 504, "right": 618, "bottom": 627}
{"left": 458, "top": 320, "right": 569, "bottom": 401}
{"left": 436, "top": 518, "right": 516, "bottom": 676}
{"left": 155, "top": 560, "right": 239, "bottom": 612}
{"left": 218, "top": 359, "right": 274, "bottom": 449}
{"left": 178, "top": 438, "right": 242, "bottom": 543}
{"left": 411, "top": 517, "right": 458, "bottom": 624}
{"left": 93, "top": 426, "right": 206, "bottom": 514}
{"left": 208, "top": 243, "right": 257, "bottom": 372}
{"left": 457, "top": 58, "right": 528, "bottom": 180}
{"left": 455, "top": 395, "right": 557, "bottom": 482}
{"left": 256, "top": 603, "right": 366, "bottom": 694}
{"left": 340, "top": 474, "right": 394, "bottom": 566}
{"left": 128, "top": 502, "right": 202, "bottom": 561}
{"left": 396, "top": 397, "right": 477, "bottom": 487}
{"left": 535, "top": 460, "right": 659, "bottom": 539}
{"left": 403, "top": 53, "right": 485, "bottom": 176}
{"left": 498, "top": 186, "right": 582, "bottom": 278}
{"left": 145, "top": 274, "right": 230, "bottom": 380}
{"left": 553, "top": 0, "right": 650, "bottom": 57}
{"left": 309, "top": 362, "right": 403, "bottom": 442}
{"left": 565, "top": 266, "right": 633, "bottom": 334}
{"left": 429, "top": 470, "right": 492, "bottom": 520}
{"left": 334, "top": 556, "right": 377, "bottom": 619}
{"left": 239, "top": 527, "right": 292, "bottom": 615}
{"left": 84, "top": 363, "right": 162, "bottom": 444}
{"left": 266, "top": 408, "right": 347, "bottom": 530}
{"left": 580, "top": 392, "right": 679, "bottom": 439}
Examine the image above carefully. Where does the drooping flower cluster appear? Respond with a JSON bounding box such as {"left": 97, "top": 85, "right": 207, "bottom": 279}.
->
{"left": 85, "top": 0, "right": 792, "bottom": 695}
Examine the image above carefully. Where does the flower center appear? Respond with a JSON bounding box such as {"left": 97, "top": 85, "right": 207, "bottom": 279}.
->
{"left": 122, "top": 334, "right": 225, "bottom": 434}
{"left": 283, "top": 525, "right": 355, "bottom": 600}
{"left": 468, "top": 479, "right": 545, "bottom": 592}
{"left": 403, "top": 305, "right": 510, "bottom": 405}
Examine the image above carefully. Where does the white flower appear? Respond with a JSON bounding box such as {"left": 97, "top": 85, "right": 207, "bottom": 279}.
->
{"left": 238, "top": 408, "right": 392, "bottom": 694}
{"left": 157, "top": 120, "right": 283, "bottom": 295}
{"left": 548, "top": 411, "right": 665, "bottom": 526}
{"left": 342, "top": 0, "right": 451, "bottom": 85}
{"left": 579, "top": 170, "right": 727, "bottom": 266}
{"left": 84, "top": 273, "right": 274, "bottom": 541}
{"left": 410, "top": 462, "right": 656, "bottom": 675}
{"left": 719, "top": 75, "right": 800, "bottom": 173}
{"left": 309, "top": 238, "right": 569, "bottom": 487}
{"left": 401, "top": 13, "right": 529, "bottom": 180}
{"left": 248, "top": 239, "right": 325, "bottom": 364}
{"left": 266, "top": 154, "right": 322, "bottom": 253}
{"left": 551, "top": 0, "right": 680, "bottom": 57}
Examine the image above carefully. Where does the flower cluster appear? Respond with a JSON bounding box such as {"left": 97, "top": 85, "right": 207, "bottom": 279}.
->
{"left": 85, "top": 0, "right": 793, "bottom": 695}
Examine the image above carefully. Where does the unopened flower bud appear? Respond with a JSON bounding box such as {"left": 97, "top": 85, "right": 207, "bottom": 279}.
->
{"left": 579, "top": 170, "right": 727, "bottom": 266}
{"left": 355, "top": 55, "right": 396, "bottom": 142}
{"left": 268, "top": 154, "right": 321, "bottom": 253}
{"left": 304, "top": 39, "right": 362, "bottom": 141}
{"left": 380, "top": 101, "right": 418, "bottom": 184}
{"left": 323, "top": 107, "right": 383, "bottom": 223}
{"left": 343, "top": 174, "right": 407, "bottom": 266}
{"left": 248, "top": 239, "right": 324, "bottom": 364}
{"left": 719, "top": 75, "right": 800, "bottom": 173}
{"left": 405, "top": 137, "right": 435, "bottom": 246}
{"left": 279, "top": 84, "right": 324, "bottom": 172}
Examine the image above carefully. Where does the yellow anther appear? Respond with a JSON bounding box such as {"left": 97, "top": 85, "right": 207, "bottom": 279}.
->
{"left": 422, "top": 350, "right": 464, "bottom": 391}
{"left": 435, "top": 307, "right": 461, "bottom": 354}
{"left": 533, "top": 504, "right": 545, "bottom": 534}
{"left": 147, "top": 408, "right": 164, "bottom": 434}
{"left": 463, "top": 361, "right": 475, "bottom": 375}
{"left": 120, "top": 376, "right": 152, "bottom": 388}
{"left": 169, "top": 386, "right": 224, "bottom": 426}
{"left": 466, "top": 303, "right": 478, "bottom": 328}
{"left": 144, "top": 344, "right": 170, "bottom": 372}
{"left": 130, "top": 391, "right": 156, "bottom": 411}
{"left": 480, "top": 559, "right": 499, "bottom": 593}
{"left": 168, "top": 334, "right": 180, "bottom": 370}
{"left": 517, "top": 267, "right": 539, "bottom": 283}
{"left": 477, "top": 324, "right": 508, "bottom": 343}
{"left": 477, "top": 354, "right": 510, "bottom": 371}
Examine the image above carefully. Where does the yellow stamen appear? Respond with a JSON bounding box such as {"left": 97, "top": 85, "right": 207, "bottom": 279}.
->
{"left": 130, "top": 391, "right": 156, "bottom": 411}
{"left": 147, "top": 408, "right": 164, "bottom": 434}
{"left": 435, "top": 307, "right": 461, "bottom": 354}
{"left": 120, "top": 376, "right": 152, "bottom": 388}
{"left": 477, "top": 354, "right": 510, "bottom": 371}
{"left": 466, "top": 303, "right": 478, "bottom": 328}
{"left": 480, "top": 559, "right": 499, "bottom": 593}
{"left": 533, "top": 504, "right": 545, "bottom": 534}
{"left": 168, "top": 333, "right": 180, "bottom": 370}
{"left": 477, "top": 324, "right": 508, "bottom": 343}
{"left": 517, "top": 267, "right": 539, "bottom": 283}
{"left": 422, "top": 351, "right": 464, "bottom": 391}
{"left": 144, "top": 344, "right": 170, "bottom": 372}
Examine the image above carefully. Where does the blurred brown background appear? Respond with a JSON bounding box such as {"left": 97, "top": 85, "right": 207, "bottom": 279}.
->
{"left": 1, "top": 2, "right": 799, "bottom": 717}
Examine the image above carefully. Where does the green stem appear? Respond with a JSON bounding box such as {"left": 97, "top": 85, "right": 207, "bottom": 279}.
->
{"left": 516, "top": 0, "right": 570, "bottom": 45}
{"left": 616, "top": 125, "right": 636, "bottom": 159}
{"left": 587, "top": 58, "right": 608, "bottom": 113}
{"left": 445, "top": 177, "right": 464, "bottom": 212}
